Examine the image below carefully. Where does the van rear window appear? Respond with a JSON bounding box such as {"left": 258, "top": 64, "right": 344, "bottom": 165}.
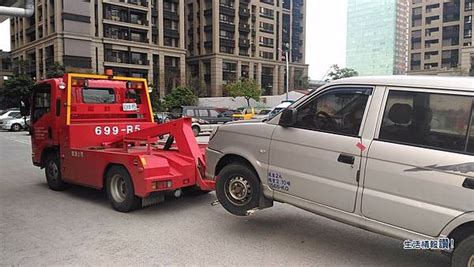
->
{"left": 83, "top": 88, "right": 115, "bottom": 104}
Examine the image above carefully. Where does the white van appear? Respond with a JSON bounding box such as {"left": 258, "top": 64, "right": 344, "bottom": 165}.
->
{"left": 205, "top": 76, "right": 474, "bottom": 266}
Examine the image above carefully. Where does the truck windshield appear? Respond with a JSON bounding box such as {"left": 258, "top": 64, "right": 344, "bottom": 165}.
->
{"left": 83, "top": 88, "right": 115, "bottom": 104}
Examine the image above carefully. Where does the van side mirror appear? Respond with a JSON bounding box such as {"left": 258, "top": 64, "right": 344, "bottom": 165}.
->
{"left": 279, "top": 108, "right": 297, "bottom": 127}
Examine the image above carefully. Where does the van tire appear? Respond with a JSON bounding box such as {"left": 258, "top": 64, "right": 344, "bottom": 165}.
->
{"left": 216, "top": 163, "right": 261, "bottom": 216}
{"left": 10, "top": 123, "right": 22, "bottom": 132}
{"left": 192, "top": 126, "right": 200, "bottom": 137}
{"left": 105, "top": 166, "right": 141, "bottom": 212}
{"left": 451, "top": 235, "right": 474, "bottom": 267}
{"left": 44, "top": 153, "right": 67, "bottom": 191}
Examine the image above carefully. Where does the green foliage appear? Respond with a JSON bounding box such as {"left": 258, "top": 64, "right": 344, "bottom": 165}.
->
{"left": 46, "top": 62, "right": 66, "bottom": 78}
{"left": 224, "top": 78, "right": 262, "bottom": 107}
{"left": 0, "top": 75, "right": 35, "bottom": 109}
{"left": 327, "top": 64, "right": 358, "bottom": 81}
{"left": 148, "top": 84, "right": 163, "bottom": 112}
{"left": 294, "top": 73, "right": 310, "bottom": 90}
{"left": 162, "top": 86, "right": 197, "bottom": 111}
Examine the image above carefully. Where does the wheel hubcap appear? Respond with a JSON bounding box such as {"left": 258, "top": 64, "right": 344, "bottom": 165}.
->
{"left": 110, "top": 174, "right": 127, "bottom": 203}
{"left": 46, "top": 161, "right": 58, "bottom": 181}
{"left": 225, "top": 176, "right": 251, "bottom": 206}
{"left": 468, "top": 255, "right": 474, "bottom": 267}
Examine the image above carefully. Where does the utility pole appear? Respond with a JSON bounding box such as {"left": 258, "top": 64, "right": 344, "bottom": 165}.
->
{"left": 279, "top": 43, "right": 290, "bottom": 101}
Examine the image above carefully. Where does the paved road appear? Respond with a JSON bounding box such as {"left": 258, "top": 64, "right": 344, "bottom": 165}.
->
{"left": 0, "top": 131, "right": 449, "bottom": 266}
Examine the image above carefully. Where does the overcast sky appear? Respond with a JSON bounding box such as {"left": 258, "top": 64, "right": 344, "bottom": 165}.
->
{"left": 0, "top": 1, "right": 347, "bottom": 80}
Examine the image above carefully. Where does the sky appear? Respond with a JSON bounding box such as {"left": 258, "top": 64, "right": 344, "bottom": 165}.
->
{"left": 0, "top": 0, "right": 347, "bottom": 80}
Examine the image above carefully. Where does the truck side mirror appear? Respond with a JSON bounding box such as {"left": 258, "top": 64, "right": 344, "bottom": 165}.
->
{"left": 279, "top": 108, "right": 297, "bottom": 127}
{"left": 20, "top": 97, "right": 30, "bottom": 117}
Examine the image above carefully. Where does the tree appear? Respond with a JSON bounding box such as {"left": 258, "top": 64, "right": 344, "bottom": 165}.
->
{"left": 224, "top": 78, "right": 262, "bottom": 107}
{"left": 327, "top": 64, "right": 358, "bottom": 81}
{"left": 0, "top": 75, "right": 35, "bottom": 109}
{"left": 46, "top": 62, "right": 66, "bottom": 78}
{"left": 161, "top": 86, "right": 197, "bottom": 111}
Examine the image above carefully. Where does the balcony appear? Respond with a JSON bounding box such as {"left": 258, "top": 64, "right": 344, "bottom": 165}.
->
{"left": 239, "top": 7, "right": 250, "bottom": 17}
{"left": 164, "top": 10, "right": 179, "bottom": 21}
{"left": 220, "top": 5, "right": 235, "bottom": 16}
{"left": 220, "top": 22, "right": 235, "bottom": 32}
{"left": 239, "top": 38, "right": 250, "bottom": 47}
{"left": 220, "top": 38, "right": 235, "bottom": 48}
{"left": 164, "top": 28, "right": 180, "bottom": 38}
{"left": 238, "top": 23, "right": 250, "bottom": 32}
{"left": 240, "top": 0, "right": 250, "bottom": 4}
{"left": 117, "top": 0, "right": 148, "bottom": 8}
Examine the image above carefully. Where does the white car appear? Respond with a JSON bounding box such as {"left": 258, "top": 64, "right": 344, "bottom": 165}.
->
{"left": 0, "top": 109, "right": 21, "bottom": 120}
{"left": 1, "top": 115, "right": 30, "bottom": 131}
{"left": 206, "top": 76, "right": 474, "bottom": 266}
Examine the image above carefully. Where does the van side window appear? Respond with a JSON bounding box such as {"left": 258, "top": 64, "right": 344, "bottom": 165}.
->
{"left": 294, "top": 88, "right": 372, "bottom": 136}
{"left": 186, "top": 109, "right": 195, "bottom": 116}
{"left": 198, "top": 110, "right": 208, "bottom": 117}
{"left": 379, "top": 90, "right": 472, "bottom": 152}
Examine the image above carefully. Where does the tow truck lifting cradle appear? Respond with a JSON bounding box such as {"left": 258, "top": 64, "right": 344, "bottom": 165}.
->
{"left": 29, "top": 72, "right": 215, "bottom": 212}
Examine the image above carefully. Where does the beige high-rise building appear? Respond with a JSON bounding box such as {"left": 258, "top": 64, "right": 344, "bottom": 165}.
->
{"left": 408, "top": 0, "right": 474, "bottom": 76}
{"left": 185, "top": 0, "right": 308, "bottom": 96}
{"left": 10, "top": 0, "right": 187, "bottom": 97}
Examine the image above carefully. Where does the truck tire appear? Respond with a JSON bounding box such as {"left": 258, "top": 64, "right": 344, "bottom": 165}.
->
{"left": 216, "top": 163, "right": 261, "bottom": 216}
{"left": 44, "top": 153, "right": 67, "bottom": 191}
{"left": 192, "top": 126, "right": 200, "bottom": 137}
{"left": 451, "top": 235, "right": 474, "bottom": 267}
{"left": 10, "top": 123, "right": 22, "bottom": 132}
{"left": 105, "top": 166, "right": 141, "bottom": 212}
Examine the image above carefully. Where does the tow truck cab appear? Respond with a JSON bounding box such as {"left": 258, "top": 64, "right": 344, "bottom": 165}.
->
{"left": 29, "top": 73, "right": 214, "bottom": 212}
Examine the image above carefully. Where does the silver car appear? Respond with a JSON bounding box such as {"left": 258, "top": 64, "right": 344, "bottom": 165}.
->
{"left": 206, "top": 76, "right": 474, "bottom": 266}
{"left": 1, "top": 115, "right": 29, "bottom": 131}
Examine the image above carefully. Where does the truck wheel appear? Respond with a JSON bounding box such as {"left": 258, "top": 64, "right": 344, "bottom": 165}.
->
{"left": 10, "top": 123, "right": 21, "bottom": 132}
{"left": 192, "top": 126, "right": 200, "bottom": 137}
{"left": 452, "top": 235, "right": 474, "bottom": 267}
{"left": 105, "top": 166, "right": 141, "bottom": 212}
{"left": 45, "top": 153, "right": 67, "bottom": 191}
{"left": 216, "top": 163, "right": 261, "bottom": 216}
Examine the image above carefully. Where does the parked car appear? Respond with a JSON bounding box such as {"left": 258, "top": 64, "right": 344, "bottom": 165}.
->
{"left": 1, "top": 115, "right": 30, "bottom": 131}
{"left": 206, "top": 76, "right": 474, "bottom": 266}
{"left": 251, "top": 109, "right": 272, "bottom": 120}
{"left": 0, "top": 108, "right": 21, "bottom": 121}
{"left": 170, "top": 106, "right": 233, "bottom": 124}
{"left": 232, "top": 107, "right": 257, "bottom": 120}
{"left": 154, "top": 112, "right": 172, "bottom": 124}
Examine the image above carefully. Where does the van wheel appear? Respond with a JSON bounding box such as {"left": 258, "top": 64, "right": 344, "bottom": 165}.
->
{"left": 192, "top": 126, "right": 200, "bottom": 137}
{"left": 105, "top": 166, "right": 141, "bottom": 212}
{"left": 452, "top": 235, "right": 474, "bottom": 267}
{"left": 216, "top": 163, "right": 261, "bottom": 216}
{"left": 44, "top": 153, "right": 67, "bottom": 191}
{"left": 10, "top": 123, "right": 21, "bottom": 132}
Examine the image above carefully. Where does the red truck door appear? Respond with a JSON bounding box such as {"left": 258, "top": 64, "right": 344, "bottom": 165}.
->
{"left": 31, "top": 82, "right": 56, "bottom": 164}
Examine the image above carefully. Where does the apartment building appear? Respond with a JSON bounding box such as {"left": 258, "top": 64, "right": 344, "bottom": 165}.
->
{"left": 346, "top": 0, "right": 409, "bottom": 76}
{"left": 0, "top": 51, "right": 13, "bottom": 90}
{"left": 185, "top": 0, "right": 308, "bottom": 96}
{"left": 9, "top": 0, "right": 187, "bottom": 97}
{"left": 409, "top": 0, "right": 474, "bottom": 75}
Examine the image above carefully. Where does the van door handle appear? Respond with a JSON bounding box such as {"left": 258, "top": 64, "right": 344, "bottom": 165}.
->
{"left": 338, "top": 154, "right": 355, "bottom": 165}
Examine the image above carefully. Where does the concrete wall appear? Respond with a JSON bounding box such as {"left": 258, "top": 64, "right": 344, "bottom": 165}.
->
{"left": 198, "top": 91, "right": 305, "bottom": 109}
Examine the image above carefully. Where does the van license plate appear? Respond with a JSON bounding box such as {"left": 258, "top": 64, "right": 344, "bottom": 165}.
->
{"left": 123, "top": 103, "right": 137, "bottom": 111}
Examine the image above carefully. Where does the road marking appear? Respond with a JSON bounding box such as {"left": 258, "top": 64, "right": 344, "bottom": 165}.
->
{"left": 0, "top": 135, "right": 31, "bottom": 145}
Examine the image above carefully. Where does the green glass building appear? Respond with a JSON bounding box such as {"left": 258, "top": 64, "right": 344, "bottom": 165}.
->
{"left": 346, "top": 0, "right": 409, "bottom": 76}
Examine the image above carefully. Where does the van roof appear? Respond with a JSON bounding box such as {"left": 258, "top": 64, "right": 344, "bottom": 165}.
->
{"left": 330, "top": 76, "right": 473, "bottom": 91}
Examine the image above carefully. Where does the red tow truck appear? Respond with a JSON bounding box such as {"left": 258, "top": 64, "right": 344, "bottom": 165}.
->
{"left": 26, "top": 72, "right": 215, "bottom": 212}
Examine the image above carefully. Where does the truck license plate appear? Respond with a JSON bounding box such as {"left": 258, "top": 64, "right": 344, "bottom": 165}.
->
{"left": 123, "top": 103, "right": 137, "bottom": 111}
